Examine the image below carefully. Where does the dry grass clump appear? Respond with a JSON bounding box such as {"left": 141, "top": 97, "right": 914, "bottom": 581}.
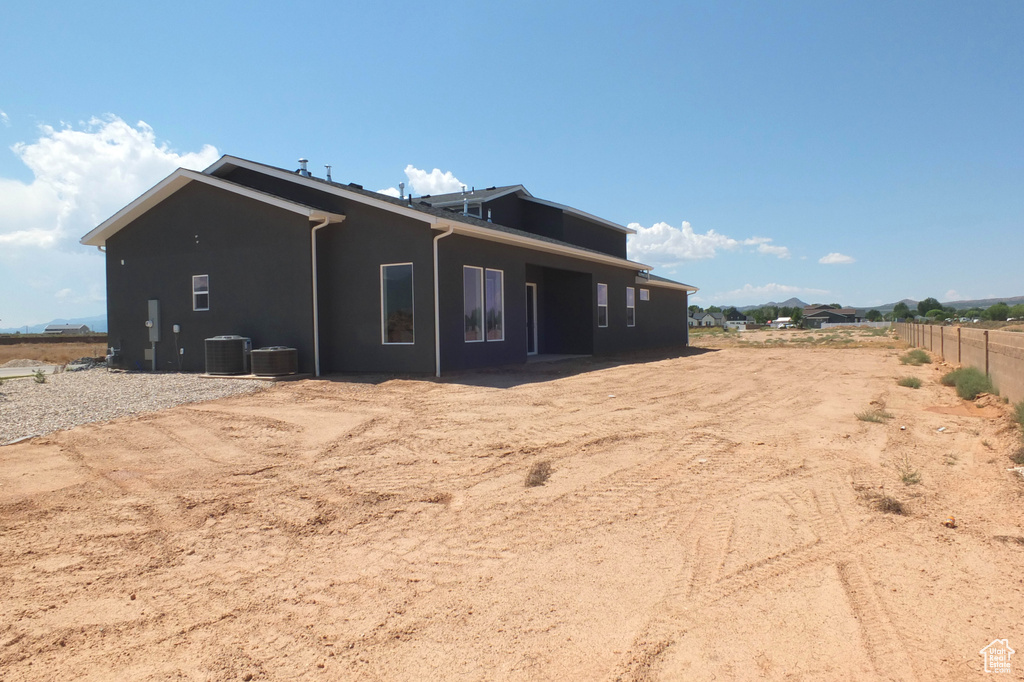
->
{"left": 895, "top": 454, "right": 922, "bottom": 485}
{"left": 899, "top": 349, "right": 931, "bottom": 366}
{"left": 525, "top": 460, "right": 553, "bottom": 487}
{"left": 857, "top": 408, "right": 894, "bottom": 423}
{"left": 875, "top": 495, "right": 907, "bottom": 515}
{"left": 1014, "top": 400, "right": 1024, "bottom": 431}
{"left": 897, "top": 376, "right": 922, "bottom": 389}
{"left": 1010, "top": 447, "right": 1024, "bottom": 467}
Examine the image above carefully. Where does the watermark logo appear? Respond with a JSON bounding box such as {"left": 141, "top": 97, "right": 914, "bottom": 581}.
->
{"left": 980, "top": 639, "right": 1014, "bottom": 674}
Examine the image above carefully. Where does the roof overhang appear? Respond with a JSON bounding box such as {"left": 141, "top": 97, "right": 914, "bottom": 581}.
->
{"left": 433, "top": 219, "right": 652, "bottom": 272}
{"left": 80, "top": 169, "right": 345, "bottom": 247}
{"left": 637, "top": 276, "right": 698, "bottom": 293}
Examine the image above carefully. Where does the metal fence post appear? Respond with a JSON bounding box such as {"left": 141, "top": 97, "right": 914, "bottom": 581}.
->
{"left": 984, "top": 330, "right": 990, "bottom": 376}
{"left": 957, "top": 327, "right": 961, "bottom": 366}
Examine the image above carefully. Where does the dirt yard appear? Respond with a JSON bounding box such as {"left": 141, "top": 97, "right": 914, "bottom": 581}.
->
{"left": 2, "top": 333, "right": 1023, "bottom": 680}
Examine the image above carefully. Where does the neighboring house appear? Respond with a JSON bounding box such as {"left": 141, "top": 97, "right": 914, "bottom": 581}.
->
{"left": 81, "top": 156, "right": 697, "bottom": 376}
{"left": 692, "top": 311, "right": 717, "bottom": 327}
{"left": 724, "top": 309, "right": 747, "bottom": 322}
{"left": 709, "top": 312, "right": 725, "bottom": 327}
{"left": 803, "top": 305, "right": 861, "bottom": 328}
{"left": 43, "top": 324, "right": 91, "bottom": 335}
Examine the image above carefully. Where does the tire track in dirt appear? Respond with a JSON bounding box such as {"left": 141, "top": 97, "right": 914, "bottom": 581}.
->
{"left": 611, "top": 467, "right": 908, "bottom": 681}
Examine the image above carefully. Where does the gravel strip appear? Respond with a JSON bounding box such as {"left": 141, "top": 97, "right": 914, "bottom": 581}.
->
{"left": 0, "top": 369, "right": 268, "bottom": 444}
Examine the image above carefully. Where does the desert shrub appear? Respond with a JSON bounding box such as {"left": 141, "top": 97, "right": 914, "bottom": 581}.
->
{"left": 32, "top": 369, "right": 46, "bottom": 384}
{"left": 940, "top": 367, "right": 994, "bottom": 400}
{"left": 525, "top": 461, "right": 553, "bottom": 487}
{"left": 1010, "top": 447, "right": 1024, "bottom": 466}
{"left": 897, "top": 376, "right": 922, "bottom": 389}
{"left": 899, "top": 349, "right": 931, "bottom": 366}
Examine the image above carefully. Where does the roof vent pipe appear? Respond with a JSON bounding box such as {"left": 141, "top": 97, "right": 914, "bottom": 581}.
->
{"left": 324, "top": 165, "right": 332, "bottom": 182}
{"left": 463, "top": 197, "right": 469, "bottom": 216}
{"left": 461, "top": 185, "right": 466, "bottom": 195}
{"left": 399, "top": 182, "right": 405, "bottom": 200}
{"left": 298, "top": 158, "right": 309, "bottom": 177}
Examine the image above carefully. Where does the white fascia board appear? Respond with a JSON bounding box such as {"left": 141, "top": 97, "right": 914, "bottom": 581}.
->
{"left": 434, "top": 219, "right": 653, "bottom": 271}
{"left": 521, "top": 195, "right": 636, "bottom": 234}
{"left": 80, "top": 170, "right": 344, "bottom": 246}
{"left": 205, "top": 156, "right": 439, "bottom": 225}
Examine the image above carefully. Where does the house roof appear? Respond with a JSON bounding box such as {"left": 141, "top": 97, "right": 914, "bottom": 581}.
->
{"left": 80, "top": 169, "right": 346, "bottom": 247}
{"left": 44, "top": 324, "right": 89, "bottom": 331}
{"left": 421, "top": 185, "right": 636, "bottom": 235}
{"left": 82, "top": 155, "right": 695, "bottom": 292}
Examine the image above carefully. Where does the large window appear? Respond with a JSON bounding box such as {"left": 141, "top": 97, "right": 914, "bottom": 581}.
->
{"left": 464, "top": 266, "right": 504, "bottom": 342}
{"left": 381, "top": 263, "right": 414, "bottom": 344}
{"left": 464, "top": 266, "right": 483, "bottom": 342}
{"left": 192, "top": 274, "right": 209, "bottom": 311}
{"left": 485, "top": 269, "right": 504, "bottom": 340}
{"left": 626, "top": 287, "right": 636, "bottom": 327}
{"left": 597, "top": 283, "right": 608, "bottom": 327}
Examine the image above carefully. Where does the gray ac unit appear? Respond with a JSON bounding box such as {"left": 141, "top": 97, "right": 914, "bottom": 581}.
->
{"left": 205, "top": 336, "right": 252, "bottom": 375}
{"left": 251, "top": 346, "right": 298, "bottom": 376}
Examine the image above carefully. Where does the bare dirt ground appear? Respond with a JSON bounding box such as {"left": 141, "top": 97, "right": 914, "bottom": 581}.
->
{"left": 2, "top": 331, "right": 1023, "bottom": 680}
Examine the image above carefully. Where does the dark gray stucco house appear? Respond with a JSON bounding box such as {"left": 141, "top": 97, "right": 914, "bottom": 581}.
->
{"left": 81, "top": 156, "right": 697, "bottom": 376}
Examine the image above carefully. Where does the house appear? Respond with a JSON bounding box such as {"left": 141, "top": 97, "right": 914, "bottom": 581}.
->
{"left": 81, "top": 156, "right": 697, "bottom": 376}
{"left": 803, "top": 305, "right": 861, "bottom": 328}
{"left": 709, "top": 312, "right": 725, "bottom": 327}
{"left": 43, "top": 324, "right": 91, "bottom": 335}
{"left": 691, "top": 311, "right": 717, "bottom": 327}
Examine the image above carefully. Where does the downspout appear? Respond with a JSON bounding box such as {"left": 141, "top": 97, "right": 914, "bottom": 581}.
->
{"left": 433, "top": 224, "right": 455, "bottom": 377}
{"left": 310, "top": 215, "right": 335, "bottom": 377}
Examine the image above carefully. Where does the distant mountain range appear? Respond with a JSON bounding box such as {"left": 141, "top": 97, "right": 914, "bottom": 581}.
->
{"left": 736, "top": 296, "right": 1024, "bottom": 314}
{"left": 0, "top": 314, "right": 107, "bottom": 335}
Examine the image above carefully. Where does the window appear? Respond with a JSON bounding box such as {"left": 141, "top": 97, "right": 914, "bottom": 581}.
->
{"left": 464, "top": 266, "right": 504, "bottom": 342}
{"left": 192, "top": 274, "right": 209, "bottom": 311}
{"left": 597, "top": 283, "right": 608, "bottom": 327}
{"left": 381, "top": 264, "right": 414, "bottom": 344}
{"left": 626, "top": 287, "right": 636, "bottom": 327}
{"left": 464, "top": 266, "right": 483, "bottom": 342}
{"left": 485, "top": 269, "right": 504, "bottom": 341}
{"left": 639, "top": 288, "right": 650, "bottom": 301}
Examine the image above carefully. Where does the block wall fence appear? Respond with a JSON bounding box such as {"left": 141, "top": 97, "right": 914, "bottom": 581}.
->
{"left": 895, "top": 323, "right": 1024, "bottom": 403}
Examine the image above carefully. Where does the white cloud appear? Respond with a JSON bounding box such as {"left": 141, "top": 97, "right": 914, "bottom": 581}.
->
{"left": 0, "top": 115, "right": 219, "bottom": 256}
{"left": 626, "top": 221, "right": 790, "bottom": 266}
{"left": 712, "top": 282, "right": 830, "bottom": 303}
{"left": 378, "top": 164, "right": 465, "bottom": 197}
{"left": 0, "top": 114, "right": 219, "bottom": 327}
{"left": 818, "top": 252, "right": 855, "bottom": 265}
{"left": 944, "top": 289, "right": 961, "bottom": 301}
{"left": 0, "top": 110, "right": 9, "bottom": 127}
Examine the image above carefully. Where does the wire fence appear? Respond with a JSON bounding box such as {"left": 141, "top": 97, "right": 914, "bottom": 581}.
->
{"left": 895, "top": 323, "right": 1024, "bottom": 403}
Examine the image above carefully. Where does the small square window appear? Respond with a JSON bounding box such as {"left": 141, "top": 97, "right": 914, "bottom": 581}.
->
{"left": 192, "top": 275, "right": 209, "bottom": 311}
{"left": 640, "top": 288, "right": 650, "bottom": 301}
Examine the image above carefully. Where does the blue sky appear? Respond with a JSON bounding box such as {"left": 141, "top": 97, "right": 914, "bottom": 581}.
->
{"left": 1, "top": 1, "right": 1021, "bottom": 327}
